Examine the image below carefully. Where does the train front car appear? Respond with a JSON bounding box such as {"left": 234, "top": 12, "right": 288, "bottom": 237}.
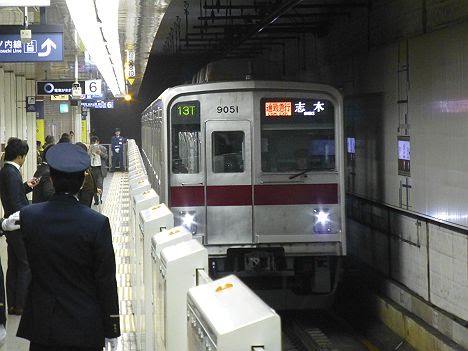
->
{"left": 141, "top": 81, "right": 346, "bottom": 309}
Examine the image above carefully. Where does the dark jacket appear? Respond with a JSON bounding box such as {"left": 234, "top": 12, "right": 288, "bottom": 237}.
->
{"left": 17, "top": 193, "right": 120, "bottom": 348}
{"left": 99, "top": 144, "right": 108, "bottom": 178}
{"left": 0, "top": 162, "right": 32, "bottom": 217}
{"left": 32, "top": 163, "right": 54, "bottom": 203}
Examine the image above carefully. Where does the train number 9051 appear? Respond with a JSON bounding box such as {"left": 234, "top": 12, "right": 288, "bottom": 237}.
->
{"left": 217, "top": 105, "right": 239, "bottom": 114}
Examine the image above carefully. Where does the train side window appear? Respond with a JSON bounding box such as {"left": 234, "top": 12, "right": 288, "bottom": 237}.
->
{"left": 172, "top": 126, "right": 200, "bottom": 174}
{"left": 212, "top": 131, "right": 245, "bottom": 173}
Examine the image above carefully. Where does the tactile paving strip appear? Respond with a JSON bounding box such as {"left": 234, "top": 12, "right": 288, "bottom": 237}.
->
{"left": 102, "top": 172, "right": 137, "bottom": 351}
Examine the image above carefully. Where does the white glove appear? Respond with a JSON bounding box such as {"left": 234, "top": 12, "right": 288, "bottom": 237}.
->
{"left": 105, "top": 337, "right": 118, "bottom": 351}
{"left": 2, "top": 211, "right": 20, "bottom": 232}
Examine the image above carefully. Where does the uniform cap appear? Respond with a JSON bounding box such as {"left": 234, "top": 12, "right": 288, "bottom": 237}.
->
{"left": 115, "top": 128, "right": 120, "bottom": 132}
{"left": 45, "top": 143, "right": 90, "bottom": 173}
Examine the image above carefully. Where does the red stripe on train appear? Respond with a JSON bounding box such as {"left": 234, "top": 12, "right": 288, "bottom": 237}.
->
{"left": 170, "top": 186, "right": 205, "bottom": 207}
{"left": 170, "top": 183, "right": 338, "bottom": 207}
{"left": 254, "top": 184, "right": 338, "bottom": 205}
{"left": 207, "top": 185, "right": 252, "bottom": 206}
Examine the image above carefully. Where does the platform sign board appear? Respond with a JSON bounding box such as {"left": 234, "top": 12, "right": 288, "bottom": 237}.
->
{"left": 50, "top": 95, "right": 69, "bottom": 101}
{"left": 37, "top": 81, "right": 85, "bottom": 95}
{"left": 81, "top": 101, "right": 114, "bottom": 109}
{"left": 0, "top": 33, "right": 63, "bottom": 62}
{"left": 26, "top": 96, "right": 36, "bottom": 112}
{"left": 84, "top": 79, "right": 102, "bottom": 96}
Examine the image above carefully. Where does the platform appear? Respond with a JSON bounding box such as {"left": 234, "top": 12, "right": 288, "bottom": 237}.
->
{"left": 0, "top": 171, "right": 135, "bottom": 350}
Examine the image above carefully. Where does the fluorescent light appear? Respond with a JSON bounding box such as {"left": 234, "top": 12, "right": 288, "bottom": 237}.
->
{"left": 0, "top": 0, "right": 50, "bottom": 5}
{"left": 66, "top": 0, "right": 124, "bottom": 97}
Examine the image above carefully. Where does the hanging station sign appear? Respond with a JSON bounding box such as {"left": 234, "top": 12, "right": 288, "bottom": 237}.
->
{"left": 37, "top": 79, "right": 102, "bottom": 96}
{"left": 81, "top": 100, "right": 114, "bottom": 109}
{"left": 0, "top": 32, "right": 63, "bottom": 62}
{"left": 37, "top": 81, "right": 85, "bottom": 95}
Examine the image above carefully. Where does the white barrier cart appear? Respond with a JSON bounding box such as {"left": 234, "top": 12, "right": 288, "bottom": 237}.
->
{"left": 187, "top": 275, "right": 281, "bottom": 351}
{"left": 130, "top": 188, "right": 159, "bottom": 342}
{"left": 155, "top": 238, "right": 208, "bottom": 351}
{"left": 130, "top": 178, "right": 151, "bottom": 197}
{"left": 138, "top": 204, "right": 174, "bottom": 351}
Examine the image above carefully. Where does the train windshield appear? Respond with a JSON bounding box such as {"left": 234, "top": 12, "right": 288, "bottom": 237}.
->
{"left": 171, "top": 100, "right": 201, "bottom": 174}
{"left": 171, "top": 126, "right": 200, "bottom": 174}
{"left": 260, "top": 98, "right": 335, "bottom": 172}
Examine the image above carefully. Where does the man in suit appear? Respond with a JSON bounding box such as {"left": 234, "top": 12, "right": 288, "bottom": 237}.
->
{"left": 0, "top": 138, "right": 38, "bottom": 319}
{"left": 111, "top": 128, "right": 125, "bottom": 171}
{"left": 7, "top": 142, "right": 120, "bottom": 351}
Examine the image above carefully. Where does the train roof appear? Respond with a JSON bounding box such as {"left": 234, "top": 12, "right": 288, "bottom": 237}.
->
{"left": 142, "top": 80, "right": 342, "bottom": 115}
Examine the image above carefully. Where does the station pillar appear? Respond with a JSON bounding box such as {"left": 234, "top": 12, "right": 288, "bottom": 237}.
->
{"left": 26, "top": 79, "right": 37, "bottom": 182}
{"left": 0, "top": 68, "right": 5, "bottom": 146}
{"left": 73, "top": 105, "right": 82, "bottom": 143}
{"left": 4, "top": 71, "right": 17, "bottom": 141}
{"left": 16, "top": 75, "right": 26, "bottom": 140}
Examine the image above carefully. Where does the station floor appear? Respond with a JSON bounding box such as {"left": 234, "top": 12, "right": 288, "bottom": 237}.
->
{"left": 0, "top": 171, "right": 135, "bottom": 350}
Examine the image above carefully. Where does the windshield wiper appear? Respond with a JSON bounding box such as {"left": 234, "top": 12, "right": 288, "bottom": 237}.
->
{"left": 288, "top": 168, "right": 314, "bottom": 180}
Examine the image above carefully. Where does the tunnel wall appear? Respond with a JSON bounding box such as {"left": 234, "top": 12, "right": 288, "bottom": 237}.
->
{"left": 290, "top": 0, "right": 468, "bottom": 326}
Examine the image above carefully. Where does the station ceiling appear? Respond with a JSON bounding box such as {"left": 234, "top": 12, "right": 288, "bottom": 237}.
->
{"left": 1, "top": 1, "right": 368, "bottom": 100}
{"left": 135, "top": 0, "right": 369, "bottom": 103}
{"left": 0, "top": 1, "right": 166, "bottom": 96}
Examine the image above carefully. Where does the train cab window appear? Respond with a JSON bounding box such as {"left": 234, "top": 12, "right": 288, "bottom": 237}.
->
{"left": 172, "top": 126, "right": 200, "bottom": 174}
{"left": 212, "top": 131, "right": 245, "bottom": 173}
{"left": 260, "top": 98, "right": 335, "bottom": 173}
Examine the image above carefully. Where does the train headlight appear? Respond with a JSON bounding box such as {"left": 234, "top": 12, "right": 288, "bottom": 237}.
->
{"left": 313, "top": 208, "right": 332, "bottom": 234}
{"left": 316, "top": 211, "right": 329, "bottom": 225}
{"left": 179, "top": 211, "right": 198, "bottom": 235}
{"left": 183, "top": 213, "right": 195, "bottom": 227}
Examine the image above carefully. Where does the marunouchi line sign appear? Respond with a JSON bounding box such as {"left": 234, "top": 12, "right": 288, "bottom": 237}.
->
{"left": 0, "top": 32, "right": 63, "bottom": 62}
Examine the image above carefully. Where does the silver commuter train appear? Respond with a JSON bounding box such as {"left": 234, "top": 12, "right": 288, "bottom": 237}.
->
{"left": 141, "top": 80, "right": 346, "bottom": 307}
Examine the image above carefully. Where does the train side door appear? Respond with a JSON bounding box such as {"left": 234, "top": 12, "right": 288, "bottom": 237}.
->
{"left": 205, "top": 120, "right": 253, "bottom": 244}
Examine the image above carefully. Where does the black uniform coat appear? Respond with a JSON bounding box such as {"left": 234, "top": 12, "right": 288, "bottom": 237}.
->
{"left": 17, "top": 193, "right": 121, "bottom": 348}
{"left": 0, "top": 163, "right": 32, "bottom": 217}
{"left": 32, "top": 163, "right": 54, "bottom": 203}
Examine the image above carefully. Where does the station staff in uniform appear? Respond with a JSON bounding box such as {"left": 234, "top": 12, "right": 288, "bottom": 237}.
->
{"left": 111, "top": 128, "right": 125, "bottom": 171}
{"left": 2, "top": 143, "right": 120, "bottom": 351}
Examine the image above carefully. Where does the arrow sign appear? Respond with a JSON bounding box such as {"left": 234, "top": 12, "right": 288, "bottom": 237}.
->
{"left": 38, "top": 38, "right": 56, "bottom": 57}
{"left": 0, "top": 32, "right": 63, "bottom": 62}
{"left": 127, "top": 78, "right": 135, "bottom": 85}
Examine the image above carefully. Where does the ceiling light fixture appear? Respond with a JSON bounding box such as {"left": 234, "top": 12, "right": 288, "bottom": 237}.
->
{"left": 65, "top": 0, "right": 124, "bottom": 97}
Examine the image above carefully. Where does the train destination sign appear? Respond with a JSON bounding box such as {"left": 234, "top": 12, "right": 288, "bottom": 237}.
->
{"left": 171, "top": 101, "right": 201, "bottom": 126}
{"left": 261, "top": 98, "right": 334, "bottom": 124}
{"left": 0, "top": 33, "right": 63, "bottom": 62}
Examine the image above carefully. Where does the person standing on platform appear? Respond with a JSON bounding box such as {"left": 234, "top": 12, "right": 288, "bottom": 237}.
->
{"left": 99, "top": 137, "right": 109, "bottom": 180}
{"left": 76, "top": 143, "right": 99, "bottom": 208}
{"left": 32, "top": 145, "right": 55, "bottom": 204}
{"left": 0, "top": 138, "right": 39, "bottom": 317}
{"left": 36, "top": 141, "right": 42, "bottom": 165}
{"left": 111, "top": 128, "right": 125, "bottom": 171}
{"left": 1, "top": 143, "right": 121, "bottom": 351}
{"left": 69, "top": 130, "right": 75, "bottom": 143}
{"left": 90, "top": 136, "right": 106, "bottom": 205}
{"left": 58, "top": 133, "right": 71, "bottom": 144}
{"left": 43, "top": 135, "right": 55, "bottom": 149}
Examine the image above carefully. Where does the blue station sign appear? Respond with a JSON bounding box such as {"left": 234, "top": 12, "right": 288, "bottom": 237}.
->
{"left": 0, "top": 30, "right": 63, "bottom": 62}
{"left": 81, "top": 101, "right": 115, "bottom": 109}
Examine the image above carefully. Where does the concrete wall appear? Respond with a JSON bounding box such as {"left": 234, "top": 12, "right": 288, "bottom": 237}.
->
{"left": 347, "top": 195, "right": 468, "bottom": 347}
{"left": 278, "top": 0, "right": 468, "bottom": 327}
